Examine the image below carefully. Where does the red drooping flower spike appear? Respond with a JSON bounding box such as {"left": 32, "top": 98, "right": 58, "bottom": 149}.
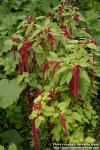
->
{"left": 57, "top": 6, "right": 64, "bottom": 14}
{"left": 35, "top": 89, "right": 43, "bottom": 98}
{"left": 68, "top": 21, "right": 72, "bottom": 39}
{"left": 43, "top": 28, "right": 54, "bottom": 51}
{"left": 59, "top": 112, "right": 68, "bottom": 135}
{"left": 27, "top": 85, "right": 38, "bottom": 150}
{"left": 69, "top": 65, "right": 80, "bottom": 97}
{"left": 18, "top": 40, "right": 31, "bottom": 74}
{"left": 45, "top": 12, "right": 52, "bottom": 18}
{"left": 61, "top": 27, "right": 71, "bottom": 39}
{"left": 73, "top": 65, "right": 80, "bottom": 97}
{"left": 32, "top": 120, "right": 38, "bottom": 150}
{"left": 48, "top": 33, "right": 54, "bottom": 51}
{"left": 48, "top": 89, "right": 55, "bottom": 106}
{"left": 40, "top": 38, "right": 45, "bottom": 48}
{"left": 69, "top": 76, "right": 74, "bottom": 96}
{"left": 27, "top": 83, "right": 39, "bottom": 150}
{"left": 42, "top": 61, "right": 52, "bottom": 82}
{"left": 73, "top": 11, "right": 80, "bottom": 31}
{"left": 57, "top": 91, "right": 62, "bottom": 100}
{"left": 33, "top": 102, "right": 42, "bottom": 110}
{"left": 52, "top": 61, "right": 60, "bottom": 79}
{"left": 23, "top": 40, "right": 31, "bottom": 73}
{"left": 49, "top": 123, "right": 55, "bottom": 129}
{"left": 27, "top": 16, "right": 33, "bottom": 24}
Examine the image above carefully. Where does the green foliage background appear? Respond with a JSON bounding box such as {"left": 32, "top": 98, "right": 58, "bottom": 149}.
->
{"left": 0, "top": 0, "right": 100, "bottom": 150}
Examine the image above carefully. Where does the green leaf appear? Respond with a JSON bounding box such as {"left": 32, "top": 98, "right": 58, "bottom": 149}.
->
{"left": 87, "top": 43, "right": 98, "bottom": 50}
{"left": 85, "top": 111, "right": 91, "bottom": 119}
{"left": 72, "top": 112, "right": 82, "bottom": 122}
{"left": 25, "top": 24, "right": 33, "bottom": 37}
{"left": 2, "top": 39, "right": 13, "bottom": 53}
{"left": 38, "top": 116, "right": 45, "bottom": 121}
{"left": 57, "top": 102, "right": 68, "bottom": 111}
{"left": 79, "top": 78, "right": 88, "bottom": 96}
{"left": 29, "top": 29, "right": 41, "bottom": 39}
{"left": 80, "top": 70, "right": 90, "bottom": 85}
{"left": 85, "top": 137, "right": 95, "bottom": 143}
{"left": 60, "top": 71, "right": 72, "bottom": 85}
{"left": 57, "top": 66, "right": 67, "bottom": 74}
{"left": 0, "top": 145, "right": 4, "bottom": 150}
{"left": 60, "top": 73, "right": 67, "bottom": 85}
{"left": 52, "top": 124, "right": 61, "bottom": 142}
{"left": 43, "top": 111, "right": 52, "bottom": 117}
{"left": 34, "top": 95, "right": 41, "bottom": 104}
{"left": 8, "top": 143, "right": 17, "bottom": 150}
{"left": 0, "top": 79, "right": 23, "bottom": 108}
{"left": 36, "top": 53, "right": 46, "bottom": 66}
{"left": 66, "top": 71, "right": 72, "bottom": 84}
{"left": 29, "top": 110, "right": 38, "bottom": 119}
{"left": 35, "top": 118, "right": 42, "bottom": 128}
{"left": 32, "top": 43, "right": 43, "bottom": 53}
{"left": 0, "top": 129, "right": 23, "bottom": 144}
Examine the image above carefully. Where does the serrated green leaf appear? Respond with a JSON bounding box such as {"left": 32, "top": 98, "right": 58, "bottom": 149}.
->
{"left": 72, "top": 112, "right": 82, "bottom": 122}
{"left": 85, "top": 111, "right": 91, "bottom": 119}
{"left": 57, "top": 102, "right": 68, "bottom": 111}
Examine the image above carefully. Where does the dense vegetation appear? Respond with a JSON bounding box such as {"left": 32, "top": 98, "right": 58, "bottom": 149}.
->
{"left": 0, "top": 0, "right": 100, "bottom": 150}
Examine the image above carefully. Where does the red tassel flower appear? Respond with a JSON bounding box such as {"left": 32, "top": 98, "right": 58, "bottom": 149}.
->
{"left": 57, "top": 6, "right": 64, "bottom": 14}
{"left": 73, "top": 11, "right": 80, "bottom": 31}
{"left": 61, "top": 27, "right": 71, "bottom": 39}
{"left": 18, "top": 40, "right": 31, "bottom": 74}
{"left": 32, "top": 120, "right": 38, "bottom": 150}
{"left": 69, "top": 65, "right": 80, "bottom": 97}
{"left": 51, "top": 61, "right": 60, "bottom": 79}
{"left": 42, "top": 61, "right": 52, "bottom": 82}
{"left": 27, "top": 16, "right": 33, "bottom": 24}
{"left": 43, "top": 28, "right": 54, "bottom": 51}
{"left": 59, "top": 112, "right": 68, "bottom": 135}
{"left": 48, "top": 89, "right": 55, "bottom": 106}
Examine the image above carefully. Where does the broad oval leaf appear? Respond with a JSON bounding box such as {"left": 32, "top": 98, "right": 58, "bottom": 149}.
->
{"left": 0, "top": 79, "right": 24, "bottom": 108}
{"left": 8, "top": 143, "right": 17, "bottom": 150}
{"left": 0, "top": 145, "right": 4, "bottom": 150}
